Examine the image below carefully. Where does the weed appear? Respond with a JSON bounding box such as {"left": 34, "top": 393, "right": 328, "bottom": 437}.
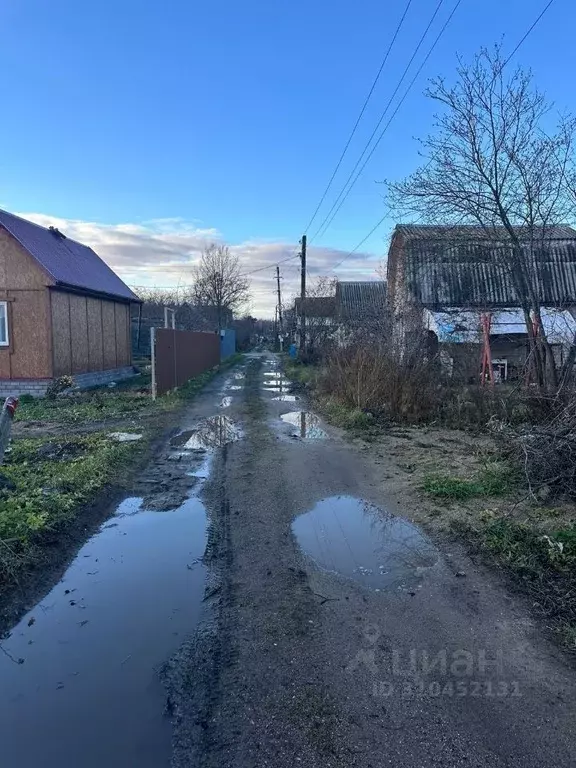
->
{"left": 423, "top": 462, "right": 514, "bottom": 500}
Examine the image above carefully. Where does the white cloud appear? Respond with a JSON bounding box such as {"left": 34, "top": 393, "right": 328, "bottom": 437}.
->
{"left": 18, "top": 212, "right": 384, "bottom": 316}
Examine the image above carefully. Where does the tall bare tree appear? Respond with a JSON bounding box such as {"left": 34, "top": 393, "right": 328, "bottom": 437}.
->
{"left": 192, "top": 244, "right": 250, "bottom": 331}
{"left": 389, "top": 46, "right": 576, "bottom": 390}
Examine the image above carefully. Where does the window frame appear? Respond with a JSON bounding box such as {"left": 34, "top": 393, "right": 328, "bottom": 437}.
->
{"left": 0, "top": 301, "right": 9, "bottom": 347}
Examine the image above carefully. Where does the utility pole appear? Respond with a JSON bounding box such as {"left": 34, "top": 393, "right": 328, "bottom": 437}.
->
{"left": 276, "top": 265, "right": 283, "bottom": 352}
{"left": 299, "top": 234, "right": 307, "bottom": 355}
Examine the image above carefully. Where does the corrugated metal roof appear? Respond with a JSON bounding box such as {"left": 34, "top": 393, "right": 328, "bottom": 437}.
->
{"left": 396, "top": 224, "right": 576, "bottom": 240}
{"left": 0, "top": 209, "right": 139, "bottom": 302}
{"left": 336, "top": 281, "right": 387, "bottom": 318}
{"left": 294, "top": 297, "right": 336, "bottom": 318}
{"left": 395, "top": 225, "right": 576, "bottom": 308}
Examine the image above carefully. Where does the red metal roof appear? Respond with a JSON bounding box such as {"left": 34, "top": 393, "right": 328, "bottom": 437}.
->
{"left": 0, "top": 209, "right": 139, "bottom": 302}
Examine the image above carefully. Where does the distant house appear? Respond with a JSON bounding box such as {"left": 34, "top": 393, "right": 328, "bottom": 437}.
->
{"left": 292, "top": 283, "right": 387, "bottom": 349}
{"left": 387, "top": 224, "right": 576, "bottom": 381}
{"left": 335, "top": 281, "right": 387, "bottom": 328}
{"left": 0, "top": 209, "right": 141, "bottom": 397}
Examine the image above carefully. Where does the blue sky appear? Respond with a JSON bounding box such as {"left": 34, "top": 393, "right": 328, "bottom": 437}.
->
{"left": 0, "top": 0, "right": 573, "bottom": 315}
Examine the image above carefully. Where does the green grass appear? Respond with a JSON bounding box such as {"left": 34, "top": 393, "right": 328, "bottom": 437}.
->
{"left": 423, "top": 462, "right": 514, "bottom": 500}
{"left": 16, "top": 354, "right": 243, "bottom": 426}
{"left": 0, "top": 433, "right": 136, "bottom": 546}
{"left": 0, "top": 354, "right": 243, "bottom": 585}
{"left": 452, "top": 516, "right": 576, "bottom": 650}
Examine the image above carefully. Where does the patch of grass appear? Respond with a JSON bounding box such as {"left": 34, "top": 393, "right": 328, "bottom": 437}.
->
{"left": 423, "top": 462, "right": 515, "bottom": 500}
{"left": 321, "top": 400, "right": 375, "bottom": 431}
{"left": 283, "top": 358, "right": 318, "bottom": 387}
{"left": 0, "top": 433, "right": 136, "bottom": 549}
{"left": 16, "top": 354, "right": 243, "bottom": 426}
{"left": 452, "top": 516, "right": 576, "bottom": 649}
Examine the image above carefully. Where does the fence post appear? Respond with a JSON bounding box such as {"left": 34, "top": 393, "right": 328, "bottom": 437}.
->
{"left": 0, "top": 396, "right": 19, "bottom": 464}
{"left": 151, "top": 327, "right": 157, "bottom": 400}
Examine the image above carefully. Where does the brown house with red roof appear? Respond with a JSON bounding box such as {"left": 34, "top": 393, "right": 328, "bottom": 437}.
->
{"left": 0, "top": 209, "right": 141, "bottom": 397}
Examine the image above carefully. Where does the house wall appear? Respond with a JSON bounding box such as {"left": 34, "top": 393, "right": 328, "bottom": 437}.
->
{"left": 0, "top": 228, "right": 53, "bottom": 379}
{"left": 50, "top": 290, "right": 132, "bottom": 377}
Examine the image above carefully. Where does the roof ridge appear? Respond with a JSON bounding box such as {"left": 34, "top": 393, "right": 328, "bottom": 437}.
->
{"left": 1, "top": 208, "right": 90, "bottom": 249}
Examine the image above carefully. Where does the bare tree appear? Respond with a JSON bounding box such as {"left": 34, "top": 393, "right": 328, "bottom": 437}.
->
{"left": 389, "top": 46, "right": 576, "bottom": 391}
{"left": 192, "top": 244, "right": 250, "bottom": 331}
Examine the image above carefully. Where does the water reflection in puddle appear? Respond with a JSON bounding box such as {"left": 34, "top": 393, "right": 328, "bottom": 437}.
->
{"left": 263, "top": 380, "right": 292, "bottom": 392}
{"left": 281, "top": 411, "right": 327, "bottom": 439}
{"left": 172, "top": 415, "right": 242, "bottom": 450}
{"left": 0, "top": 495, "right": 208, "bottom": 768}
{"left": 293, "top": 496, "right": 438, "bottom": 590}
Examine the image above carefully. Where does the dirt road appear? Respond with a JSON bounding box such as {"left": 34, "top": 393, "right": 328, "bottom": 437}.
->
{"left": 171, "top": 353, "right": 576, "bottom": 768}
{"left": 1, "top": 352, "right": 574, "bottom": 767}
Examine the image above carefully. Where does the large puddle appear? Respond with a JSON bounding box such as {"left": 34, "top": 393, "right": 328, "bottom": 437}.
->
{"left": 172, "top": 415, "right": 243, "bottom": 451}
{"left": 0, "top": 495, "right": 208, "bottom": 768}
{"left": 292, "top": 496, "right": 438, "bottom": 591}
{"left": 281, "top": 411, "right": 327, "bottom": 439}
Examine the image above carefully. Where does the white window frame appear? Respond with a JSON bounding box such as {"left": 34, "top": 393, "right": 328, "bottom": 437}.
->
{"left": 0, "top": 302, "right": 8, "bottom": 347}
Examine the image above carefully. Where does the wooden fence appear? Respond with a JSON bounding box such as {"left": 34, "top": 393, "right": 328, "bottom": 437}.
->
{"left": 151, "top": 328, "right": 220, "bottom": 397}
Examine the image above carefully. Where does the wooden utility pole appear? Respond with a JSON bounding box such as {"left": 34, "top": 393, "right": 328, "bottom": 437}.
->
{"left": 299, "top": 234, "right": 307, "bottom": 354}
{"left": 276, "top": 265, "right": 284, "bottom": 352}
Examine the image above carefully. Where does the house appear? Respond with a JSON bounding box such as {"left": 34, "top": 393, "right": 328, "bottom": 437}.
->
{"left": 387, "top": 224, "right": 576, "bottom": 381}
{"left": 335, "top": 281, "right": 387, "bottom": 329}
{"left": 292, "top": 282, "right": 388, "bottom": 349}
{"left": 0, "top": 209, "right": 141, "bottom": 397}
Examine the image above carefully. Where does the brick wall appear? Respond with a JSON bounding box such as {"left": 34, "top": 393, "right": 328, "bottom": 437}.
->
{"left": 0, "top": 366, "right": 136, "bottom": 399}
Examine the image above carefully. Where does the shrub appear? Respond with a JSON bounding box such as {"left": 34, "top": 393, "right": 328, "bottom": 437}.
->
{"left": 45, "top": 375, "right": 75, "bottom": 400}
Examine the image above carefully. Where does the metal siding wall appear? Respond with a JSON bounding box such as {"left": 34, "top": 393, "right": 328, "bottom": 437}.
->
{"left": 220, "top": 329, "right": 236, "bottom": 359}
{"left": 155, "top": 329, "right": 220, "bottom": 396}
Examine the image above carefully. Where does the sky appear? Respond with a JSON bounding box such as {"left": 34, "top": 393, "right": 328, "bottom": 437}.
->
{"left": 0, "top": 0, "right": 574, "bottom": 316}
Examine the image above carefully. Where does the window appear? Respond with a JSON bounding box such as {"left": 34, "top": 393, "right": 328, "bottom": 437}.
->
{"left": 0, "top": 302, "right": 9, "bottom": 346}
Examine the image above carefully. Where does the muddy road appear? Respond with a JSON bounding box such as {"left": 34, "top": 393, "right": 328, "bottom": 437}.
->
{"left": 172, "top": 354, "right": 575, "bottom": 768}
{"left": 1, "top": 353, "right": 575, "bottom": 767}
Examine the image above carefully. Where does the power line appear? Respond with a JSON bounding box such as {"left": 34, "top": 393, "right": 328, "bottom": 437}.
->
{"left": 239, "top": 250, "right": 300, "bottom": 277}
{"left": 331, "top": 211, "right": 391, "bottom": 272}
{"left": 326, "top": 0, "right": 554, "bottom": 274}
{"left": 309, "top": 0, "right": 450, "bottom": 244}
{"left": 313, "top": 0, "right": 463, "bottom": 243}
{"left": 503, "top": 0, "right": 555, "bottom": 67}
{"left": 302, "top": 0, "right": 414, "bottom": 235}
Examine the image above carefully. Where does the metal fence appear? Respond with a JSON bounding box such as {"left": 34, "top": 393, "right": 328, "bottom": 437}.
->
{"left": 151, "top": 328, "right": 220, "bottom": 398}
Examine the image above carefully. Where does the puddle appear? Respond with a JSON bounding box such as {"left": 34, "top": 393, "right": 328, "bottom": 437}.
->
{"left": 219, "top": 396, "right": 232, "bottom": 408}
{"left": 227, "top": 385, "right": 243, "bottom": 391}
{"left": 272, "top": 394, "right": 300, "bottom": 402}
{"left": 263, "top": 379, "right": 292, "bottom": 392}
{"left": 171, "top": 415, "right": 242, "bottom": 450}
{"left": 233, "top": 372, "right": 245, "bottom": 380}
{"left": 114, "top": 497, "right": 143, "bottom": 517}
{"left": 280, "top": 411, "right": 327, "bottom": 439}
{"left": 0, "top": 494, "right": 208, "bottom": 768}
{"left": 293, "top": 496, "right": 438, "bottom": 591}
